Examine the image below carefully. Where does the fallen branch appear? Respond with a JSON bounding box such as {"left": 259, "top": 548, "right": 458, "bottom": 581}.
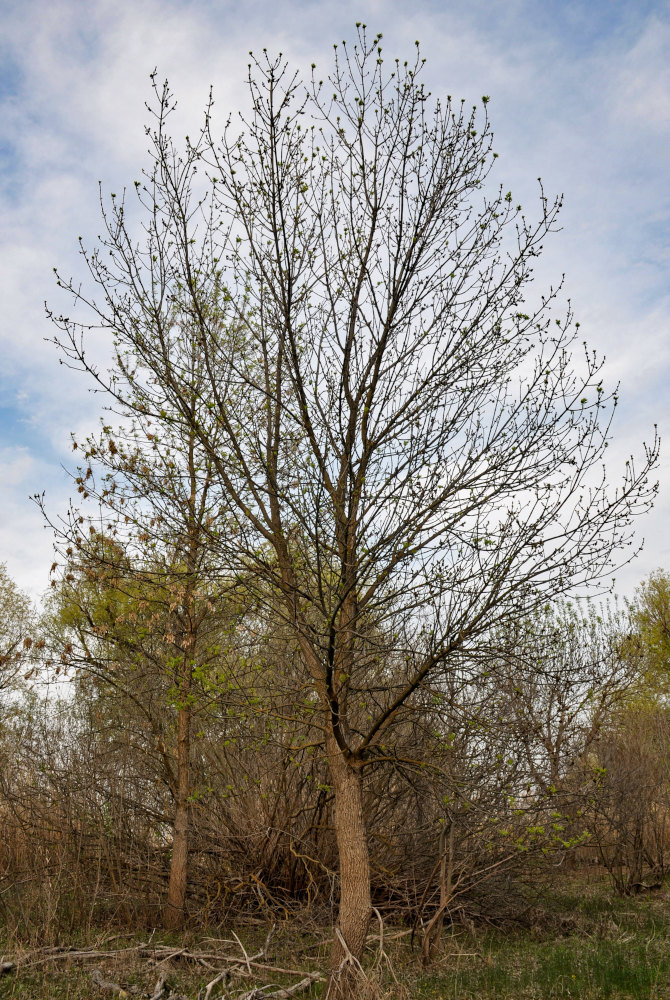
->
{"left": 15, "top": 946, "right": 143, "bottom": 970}
{"left": 241, "top": 961, "right": 318, "bottom": 977}
{"left": 237, "top": 971, "right": 323, "bottom": 1000}
{"left": 3, "top": 931, "right": 321, "bottom": 1000}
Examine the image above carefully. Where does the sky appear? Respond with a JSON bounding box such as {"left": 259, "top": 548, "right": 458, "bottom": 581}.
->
{"left": 0, "top": 0, "right": 668, "bottom": 604}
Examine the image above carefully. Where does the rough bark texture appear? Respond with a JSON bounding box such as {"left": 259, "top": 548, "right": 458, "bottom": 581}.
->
{"left": 164, "top": 698, "right": 191, "bottom": 929}
{"left": 325, "top": 734, "right": 371, "bottom": 999}
{"left": 164, "top": 433, "right": 201, "bottom": 930}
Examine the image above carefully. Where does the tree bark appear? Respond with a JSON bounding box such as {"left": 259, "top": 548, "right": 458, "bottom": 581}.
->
{"left": 421, "top": 817, "right": 455, "bottom": 966}
{"left": 165, "top": 431, "right": 202, "bottom": 930}
{"left": 325, "top": 733, "right": 371, "bottom": 999}
{"left": 165, "top": 696, "right": 190, "bottom": 929}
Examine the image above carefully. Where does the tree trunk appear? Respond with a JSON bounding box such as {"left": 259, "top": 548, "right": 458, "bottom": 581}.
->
{"left": 325, "top": 734, "right": 371, "bottom": 1000}
{"left": 165, "top": 700, "right": 190, "bottom": 929}
{"left": 421, "top": 818, "right": 455, "bottom": 966}
{"left": 165, "top": 439, "right": 201, "bottom": 930}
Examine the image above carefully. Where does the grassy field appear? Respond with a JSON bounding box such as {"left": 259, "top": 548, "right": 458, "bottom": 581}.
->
{"left": 1, "top": 875, "right": 669, "bottom": 999}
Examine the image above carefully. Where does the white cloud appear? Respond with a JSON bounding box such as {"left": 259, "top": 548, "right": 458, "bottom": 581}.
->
{"left": 615, "top": 13, "right": 670, "bottom": 130}
{"left": 0, "top": 446, "right": 63, "bottom": 599}
{"left": 1, "top": 0, "right": 668, "bottom": 601}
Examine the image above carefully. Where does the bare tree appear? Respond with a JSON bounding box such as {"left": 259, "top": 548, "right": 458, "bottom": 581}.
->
{"left": 586, "top": 702, "right": 670, "bottom": 894}
{"left": 496, "top": 602, "right": 637, "bottom": 799}
{"left": 50, "top": 29, "right": 658, "bottom": 995}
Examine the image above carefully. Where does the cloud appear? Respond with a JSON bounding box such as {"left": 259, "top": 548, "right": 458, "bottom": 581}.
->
{"left": 0, "top": 0, "right": 668, "bottom": 600}
{"left": 0, "top": 445, "right": 64, "bottom": 599}
{"left": 615, "top": 12, "right": 670, "bottom": 131}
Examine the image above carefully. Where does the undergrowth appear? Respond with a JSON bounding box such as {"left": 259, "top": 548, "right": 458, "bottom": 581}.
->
{"left": 1, "top": 874, "right": 668, "bottom": 999}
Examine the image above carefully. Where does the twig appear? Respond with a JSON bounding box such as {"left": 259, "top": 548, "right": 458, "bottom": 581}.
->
{"left": 441, "top": 951, "right": 482, "bottom": 959}
{"left": 16, "top": 946, "right": 142, "bottom": 970}
{"left": 371, "top": 906, "right": 398, "bottom": 983}
{"left": 237, "top": 971, "right": 323, "bottom": 1000}
{"left": 241, "top": 962, "right": 318, "bottom": 977}
{"left": 261, "top": 922, "right": 277, "bottom": 958}
{"left": 155, "top": 948, "right": 188, "bottom": 965}
{"left": 333, "top": 929, "right": 365, "bottom": 975}
{"left": 325, "top": 930, "right": 368, "bottom": 1000}
{"left": 294, "top": 937, "right": 333, "bottom": 954}
{"left": 301, "top": 926, "right": 411, "bottom": 955}
{"left": 232, "top": 931, "right": 252, "bottom": 975}
{"left": 368, "top": 929, "right": 413, "bottom": 943}
{"left": 199, "top": 968, "right": 229, "bottom": 1000}
{"left": 94, "top": 932, "right": 138, "bottom": 949}
{"left": 372, "top": 907, "right": 384, "bottom": 969}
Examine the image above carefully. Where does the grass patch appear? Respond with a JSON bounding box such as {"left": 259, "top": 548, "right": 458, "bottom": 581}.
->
{"left": 406, "top": 875, "right": 670, "bottom": 1000}
{"left": 413, "top": 934, "right": 669, "bottom": 999}
{"left": 1, "top": 874, "right": 669, "bottom": 998}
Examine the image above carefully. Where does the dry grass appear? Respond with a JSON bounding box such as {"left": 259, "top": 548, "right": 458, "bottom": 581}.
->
{"left": 1, "top": 874, "right": 669, "bottom": 999}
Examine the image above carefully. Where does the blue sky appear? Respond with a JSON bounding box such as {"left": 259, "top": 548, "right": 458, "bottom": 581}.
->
{"left": 0, "top": 0, "right": 668, "bottom": 601}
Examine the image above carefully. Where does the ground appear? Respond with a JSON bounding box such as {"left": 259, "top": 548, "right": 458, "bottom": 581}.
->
{"left": 1, "top": 873, "right": 669, "bottom": 999}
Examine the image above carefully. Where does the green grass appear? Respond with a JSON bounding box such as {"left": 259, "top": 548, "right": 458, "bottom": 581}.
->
{"left": 1, "top": 875, "right": 669, "bottom": 998}
{"left": 405, "top": 876, "right": 670, "bottom": 1000}
{"left": 414, "top": 935, "right": 668, "bottom": 999}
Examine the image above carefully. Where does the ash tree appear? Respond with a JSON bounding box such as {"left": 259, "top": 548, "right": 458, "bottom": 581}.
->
{"left": 50, "top": 28, "right": 658, "bottom": 996}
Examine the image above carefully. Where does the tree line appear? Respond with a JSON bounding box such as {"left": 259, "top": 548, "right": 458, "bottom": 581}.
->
{"left": 2, "top": 566, "right": 670, "bottom": 973}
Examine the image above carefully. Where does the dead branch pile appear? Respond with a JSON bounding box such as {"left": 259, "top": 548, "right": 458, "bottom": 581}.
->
{"left": 0, "top": 927, "right": 324, "bottom": 999}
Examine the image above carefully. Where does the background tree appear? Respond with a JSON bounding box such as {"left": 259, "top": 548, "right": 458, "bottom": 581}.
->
{"left": 40, "top": 334, "right": 239, "bottom": 929}
{"left": 0, "top": 563, "right": 35, "bottom": 709}
{"left": 632, "top": 569, "right": 670, "bottom": 690}
{"left": 585, "top": 701, "right": 670, "bottom": 894}
{"left": 50, "top": 29, "right": 658, "bottom": 995}
{"left": 577, "top": 571, "right": 670, "bottom": 894}
{"left": 496, "top": 601, "right": 637, "bottom": 813}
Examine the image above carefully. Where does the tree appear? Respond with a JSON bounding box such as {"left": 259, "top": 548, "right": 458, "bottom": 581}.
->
{"left": 576, "top": 569, "right": 670, "bottom": 894}
{"left": 40, "top": 344, "right": 238, "bottom": 929}
{"left": 632, "top": 569, "right": 670, "bottom": 688}
{"left": 496, "top": 601, "right": 637, "bottom": 802}
{"left": 50, "top": 29, "right": 658, "bottom": 995}
{"left": 585, "top": 700, "right": 670, "bottom": 893}
{"left": 0, "top": 563, "right": 35, "bottom": 708}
